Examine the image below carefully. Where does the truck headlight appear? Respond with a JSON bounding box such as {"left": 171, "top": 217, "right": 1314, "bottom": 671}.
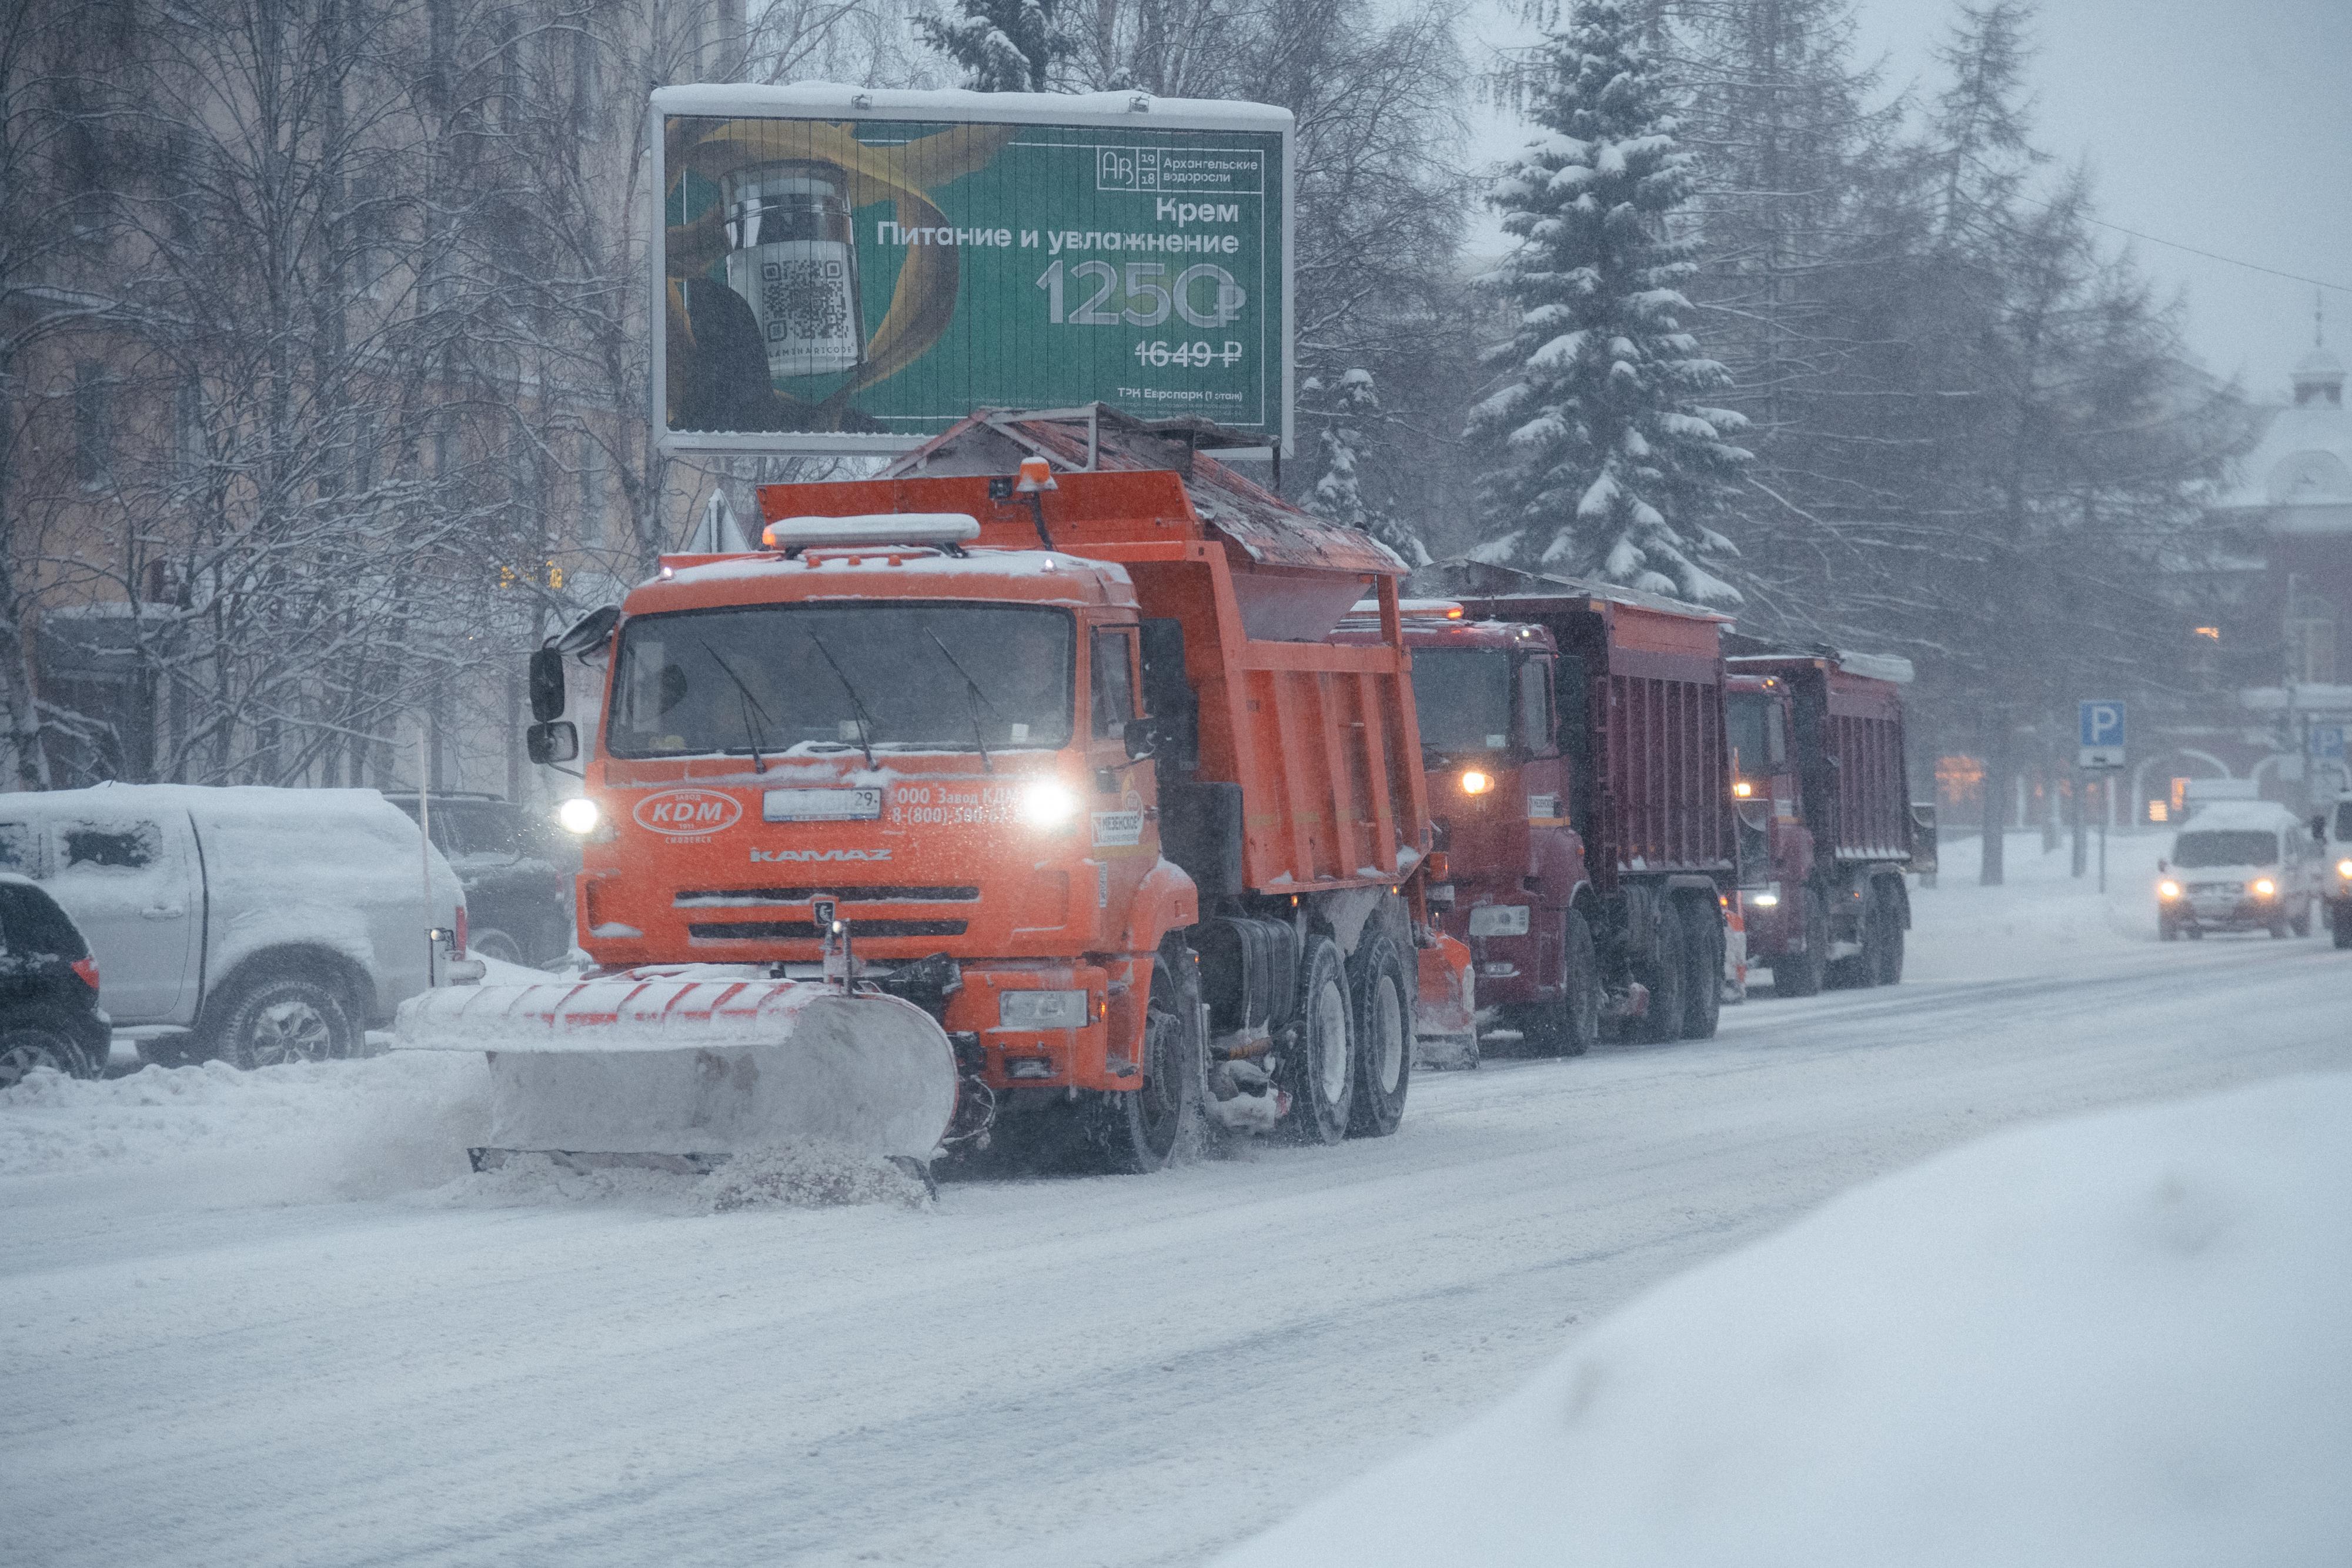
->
{"left": 1467, "top": 904, "right": 1530, "bottom": 937}
{"left": 1459, "top": 768, "right": 1495, "bottom": 795}
{"left": 2337, "top": 858, "right": 2352, "bottom": 880}
{"left": 556, "top": 797, "right": 601, "bottom": 835}
{"left": 2157, "top": 880, "right": 2181, "bottom": 900}
{"left": 1017, "top": 779, "right": 1079, "bottom": 828}
{"left": 2252, "top": 878, "right": 2276, "bottom": 898}
{"left": 1749, "top": 889, "right": 1781, "bottom": 908}
{"left": 999, "top": 989, "right": 1088, "bottom": 1029}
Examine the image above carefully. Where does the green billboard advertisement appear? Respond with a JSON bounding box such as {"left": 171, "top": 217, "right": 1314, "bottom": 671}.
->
{"left": 651, "top": 86, "right": 1293, "bottom": 455}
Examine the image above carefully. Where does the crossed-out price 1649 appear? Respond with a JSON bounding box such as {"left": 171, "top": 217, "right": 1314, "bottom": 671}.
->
{"left": 1134, "top": 340, "right": 1244, "bottom": 369}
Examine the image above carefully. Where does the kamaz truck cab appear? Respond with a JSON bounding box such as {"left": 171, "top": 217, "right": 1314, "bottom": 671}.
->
{"left": 1339, "top": 603, "right": 1587, "bottom": 1062}
{"left": 1722, "top": 645, "right": 1915, "bottom": 994}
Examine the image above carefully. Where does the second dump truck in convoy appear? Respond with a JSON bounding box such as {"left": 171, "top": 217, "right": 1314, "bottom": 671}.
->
{"left": 1354, "top": 561, "right": 1740, "bottom": 1061}
{"left": 402, "top": 410, "right": 1466, "bottom": 1173}
{"left": 1722, "top": 643, "right": 1916, "bottom": 994}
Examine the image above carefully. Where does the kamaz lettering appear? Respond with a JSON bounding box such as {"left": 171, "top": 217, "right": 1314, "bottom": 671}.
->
{"left": 750, "top": 848, "right": 892, "bottom": 862}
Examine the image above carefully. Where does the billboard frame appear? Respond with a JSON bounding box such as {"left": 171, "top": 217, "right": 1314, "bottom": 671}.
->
{"left": 646, "top": 84, "right": 1296, "bottom": 460}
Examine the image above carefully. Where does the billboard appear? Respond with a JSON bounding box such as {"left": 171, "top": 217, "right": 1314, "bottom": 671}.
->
{"left": 650, "top": 85, "right": 1294, "bottom": 456}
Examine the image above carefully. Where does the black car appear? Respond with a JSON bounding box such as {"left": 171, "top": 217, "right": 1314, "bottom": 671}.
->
{"left": 0, "top": 872, "right": 111, "bottom": 1086}
{"left": 383, "top": 793, "right": 580, "bottom": 967}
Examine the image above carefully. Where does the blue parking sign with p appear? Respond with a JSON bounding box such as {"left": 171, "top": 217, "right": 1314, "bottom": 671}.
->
{"left": 2078, "top": 700, "right": 2126, "bottom": 768}
{"left": 2080, "top": 701, "right": 2126, "bottom": 748}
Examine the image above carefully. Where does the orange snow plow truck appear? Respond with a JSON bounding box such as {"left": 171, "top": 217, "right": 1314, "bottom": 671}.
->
{"left": 397, "top": 419, "right": 1466, "bottom": 1175}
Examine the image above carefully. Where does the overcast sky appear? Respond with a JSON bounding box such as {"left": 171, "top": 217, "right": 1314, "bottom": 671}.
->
{"left": 1462, "top": 0, "right": 2352, "bottom": 399}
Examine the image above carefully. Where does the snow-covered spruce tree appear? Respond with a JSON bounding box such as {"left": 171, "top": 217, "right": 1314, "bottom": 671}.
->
{"left": 1469, "top": 0, "right": 1748, "bottom": 603}
{"left": 918, "top": 0, "right": 1065, "bottom": 92}
{"left": 1305, "top": 369, "right": 1430, "bottom": 566}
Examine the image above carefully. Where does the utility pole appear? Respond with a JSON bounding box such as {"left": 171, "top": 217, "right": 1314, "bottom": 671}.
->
{"left": 2070, "top": 765, "right": 2087, "bottom": 877}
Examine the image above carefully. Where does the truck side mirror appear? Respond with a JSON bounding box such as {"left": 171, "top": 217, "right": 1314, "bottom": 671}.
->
{"left": 528, "top": 647, "right": 566, "bottom": 722}
{"left": 2313, "top": 815, "right": 2327, "bottom": 843}
{"left": 2156, "top": 857, "right": 2168, "bottom": 873}
{"left": 526, "top": 720, "right": 579, "bottom": 765}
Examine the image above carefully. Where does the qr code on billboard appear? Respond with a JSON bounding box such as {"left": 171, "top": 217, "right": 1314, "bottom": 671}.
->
{"left": 760, "top": 258, "right": 850, "bottom": 341}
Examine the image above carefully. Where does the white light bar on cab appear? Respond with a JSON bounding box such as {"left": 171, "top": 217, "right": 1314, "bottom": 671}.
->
{"left": 761, "top": 513, "right": 982, "bottom": 551}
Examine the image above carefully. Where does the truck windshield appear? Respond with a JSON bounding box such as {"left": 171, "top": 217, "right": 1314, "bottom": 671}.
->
{"left": 1410, "top": 648, "right": 1513, "bottom": 752}
{"left": 606, "top": 603, "right": 1074, "bottom": 758}
{"left": 2170, "top": 830, "right": 2278, "bottom": 868}
{"left": 1726, "top": 692, "right": 1779, "bottom": 775}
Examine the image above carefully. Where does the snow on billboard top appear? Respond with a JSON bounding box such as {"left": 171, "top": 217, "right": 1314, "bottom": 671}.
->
{"left": 650, "top": 84, "right": 1294, "bottom": 457}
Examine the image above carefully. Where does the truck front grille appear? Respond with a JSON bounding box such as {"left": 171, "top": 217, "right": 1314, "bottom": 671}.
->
{"left": 674, "top": 885, "right": 981, "bottom": 907}
{"left": 687, "top": 919, "right": 970, "bottom": 941}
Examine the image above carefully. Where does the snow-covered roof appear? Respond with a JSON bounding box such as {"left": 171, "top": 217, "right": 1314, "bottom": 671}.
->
{"left": 2213, "top": 349, "right": 2352, "bottom": 521}
{"left": 878, "top": 407, "right": 1407, "bottom": 580}
{"left": 2176, "top": 800, "right": 2304, "bottom": 834}
{"left": 1408, "top": 557, "right": 1734, "bottom": 624}
{"left": 651, "top": 82, "right": 1292, "bottom": 133}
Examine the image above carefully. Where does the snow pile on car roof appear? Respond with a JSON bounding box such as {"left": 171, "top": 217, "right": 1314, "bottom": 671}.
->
{"left": 1217, "top": 1073, "right": 2352, "bottom": 1568}
{"left": 2176, "top": 799, "right": 2304, "bottom": 833}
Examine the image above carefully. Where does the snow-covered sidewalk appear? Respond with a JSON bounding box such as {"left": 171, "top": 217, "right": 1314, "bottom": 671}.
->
{"left": 1220, "top": 1073, "right": 2352, "bottom": 1567}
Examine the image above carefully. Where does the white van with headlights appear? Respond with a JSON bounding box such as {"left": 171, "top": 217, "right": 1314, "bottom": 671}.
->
{"left": 2317, "top": 793, "right": 2352, "bottom": 950}
{"left": 2156, "top": 801, "right": 2321, "bottom": 940}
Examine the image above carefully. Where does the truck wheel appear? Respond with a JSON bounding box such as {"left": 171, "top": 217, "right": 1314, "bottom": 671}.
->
{"left": 1345, "top": 934, "right": 1412, "bottom": 1138}
{"left": 2159, "top": 918, "right": 2179, "bottom": 941}
{"left": 2334, "top": 904, "right": 2352, "bottom": 950}
{"left": 1519, "top": 909, "right": 1599, "bottom": 1058}
{"left": 2290, "top": 901, "right": 2311, "bottom": 938}
{"left": 1632, "top": 905, "right": 1688, "bottom": 1044}
{"left": 1676, "top": 897, "right": 1723, "bottom": 1041}
{"left": 1873, "top": 890, "right": 1907, "bottom": 984}
{"left": 0, "top": 1018, "right": 103, "bottom": 1087}
{"left": 469, "top": 927, "right": 526, "bottom": 966}
{"left": 1084, "top": 939, "right": 1203, "bottom": 1174}
{"left": 1776, "top": 888, "right": 1828, "bottom": 997}
{"left": 1281, "top": 937, "right": 1354, "bottom": 1144}
{"left": 209, "top": 974, "right": 360, "bottom": 1069}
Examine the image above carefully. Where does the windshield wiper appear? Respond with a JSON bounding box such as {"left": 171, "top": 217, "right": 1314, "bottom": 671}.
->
{"left": 925, "top": 626, "right": 1002, "bottom": 774}
{"left": 803, "top": 628, "right": 878, "bottom": 769}
{"left": 701, "top": 640, "right": 773, "bottom": 774}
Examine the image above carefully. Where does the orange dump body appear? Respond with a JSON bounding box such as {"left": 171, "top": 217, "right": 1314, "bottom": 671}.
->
{"left": 571, "top": 466, "right": 1429, "bottom": 1096}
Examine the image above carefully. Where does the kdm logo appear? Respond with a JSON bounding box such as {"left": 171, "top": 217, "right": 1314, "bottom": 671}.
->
{"left": 750, "top": 848, "right": 891, "bottom": 862}
{"left": 633, "top": 788, "right": 743, "bottom": 835}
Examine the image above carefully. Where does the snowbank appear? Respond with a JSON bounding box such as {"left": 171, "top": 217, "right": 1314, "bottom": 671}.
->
{"left": 1899, "top": 828, "right": 2172, "bottom": 982}
{"left": 0, "top": 1052, "right": 487, "bottom": 1203}
{"left": 1217, "top": 1074, "right": 2352, "bottom": 1568}
{"left": 2, "top": 1047, "right": 930, "bottom": 1215}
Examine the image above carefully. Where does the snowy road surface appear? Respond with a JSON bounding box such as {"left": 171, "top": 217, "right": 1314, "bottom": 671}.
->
{"left": 6, "top": 836, "right": 2348, "bottom": 1567}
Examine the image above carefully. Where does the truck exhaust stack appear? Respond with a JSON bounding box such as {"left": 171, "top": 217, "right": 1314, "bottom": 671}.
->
{"left": 395, "top": 971, "right": 960, "bottom": 1170}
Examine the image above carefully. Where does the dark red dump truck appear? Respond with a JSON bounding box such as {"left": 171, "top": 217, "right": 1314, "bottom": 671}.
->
{"left": 1722, "top": 642, "right": 1916, "bottom": 994}
{"left": 1355, "top": 561, "right": 1739, "bottom": 1060}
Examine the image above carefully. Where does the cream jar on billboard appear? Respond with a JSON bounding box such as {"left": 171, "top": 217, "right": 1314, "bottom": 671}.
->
{"left": 720, "top": 160, "right": 864, "bottom": 380}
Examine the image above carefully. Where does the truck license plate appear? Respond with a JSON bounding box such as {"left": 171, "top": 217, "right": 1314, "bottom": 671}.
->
{"left": 763, "top": 787, "right": 883, "bottom": 823}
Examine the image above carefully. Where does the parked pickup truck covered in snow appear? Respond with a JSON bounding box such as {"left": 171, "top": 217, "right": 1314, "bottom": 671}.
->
{"left": 0, "top": 785, "right": 467, "bottom": 1067}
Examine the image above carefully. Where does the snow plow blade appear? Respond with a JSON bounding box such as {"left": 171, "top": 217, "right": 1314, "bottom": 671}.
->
{"left": 1414, "top": 935, "right": 1478, "bottom": 1069}
{"left": 394, "top": 970, "right": 960, "bottom": 1166}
